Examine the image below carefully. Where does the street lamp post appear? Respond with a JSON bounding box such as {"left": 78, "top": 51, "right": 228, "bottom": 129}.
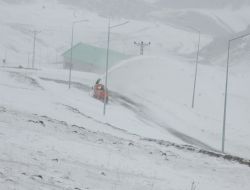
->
{"left": 222, "top": 32, "right": 250, "bottom": 153}
{"left": 31, "top": 30, "right": 42, "bottom": 69}
{"left": 103, "top": 19, "right": 111, "bottom": 116}
{"left": 27, "top": 53, "right": 32, "bottom": 68}
{"left": 190, "top": 28, "right": 201, "bottom": 109}
{"left": 68, "top": 19, "right": 88, "bottom": 89}
{"left": 103, "top": 19, "right": 129, "bottom": 115}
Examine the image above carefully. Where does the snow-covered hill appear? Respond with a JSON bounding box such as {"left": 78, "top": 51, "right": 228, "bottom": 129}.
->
{"left": 0, "top": 0, "right": 212, "bottom": 67}
{"left": 1, "top": 66, "right": 250, "bottom": 190}
{"left": 108, "top": 55, "right": 250, "bottom": 158}
{"left": 1, "top": 0, "right": 250, "bottom": 67}
{"left": 1, "top": 0, "right": 250, "bottom": 189}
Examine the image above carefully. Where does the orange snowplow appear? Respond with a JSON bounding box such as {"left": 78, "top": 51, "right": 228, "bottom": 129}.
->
{"left": 92, "top": 79, "right": 108, "bottom": 103}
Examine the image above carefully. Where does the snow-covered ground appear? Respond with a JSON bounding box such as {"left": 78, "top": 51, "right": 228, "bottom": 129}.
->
{"left": 108, "top": 55, "right": 250, "bottom": 158}
{"left": 1, "top": 66, "right": 250, "bottom": 190}
{"left": 0, "top": 0, "right": 214, "bottom": 67}
{"left": 1, "top": 0, "right": 250, "bottom": 189}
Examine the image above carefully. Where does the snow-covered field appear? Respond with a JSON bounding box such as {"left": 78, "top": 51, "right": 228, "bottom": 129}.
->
{"left": 1, "top": 0, "right": 250, "bottom": 189}
{"left": 108, "top": 55, "right": 250, "bottom": 158}
{"left": 1, "top": 66, "right": 250, "bottom": 190}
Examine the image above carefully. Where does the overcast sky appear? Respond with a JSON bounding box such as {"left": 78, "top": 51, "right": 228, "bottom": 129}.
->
{"left": 155, "top": 0, "right": 250, "bottom": 9}
{"left": 57, "top": 0, "right": 250, "bottom": 9}
{"left": 2, "top": 0, "right": 250, "bottom": 8}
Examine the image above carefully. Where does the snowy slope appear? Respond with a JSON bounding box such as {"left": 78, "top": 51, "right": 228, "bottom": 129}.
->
{"left": 0, "top": 0, "right": 249, "bottom": 158}
{"left": 1, "top": 1, "right": 250, "bottom": 189}
{"left": 1, "top": 0, "right": 250, "bottom": 67}
{"left": 1, "top": 67, "right": 250, "bottom": 190}
{"left": 0, "top": 0, "right": 212, "bottom": 68}
{"left": 108, "top": 55, "right": 250, "bottom": 158}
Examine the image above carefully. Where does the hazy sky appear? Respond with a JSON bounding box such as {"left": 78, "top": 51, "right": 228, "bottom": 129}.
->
{"left": 58, "top": 0, "right": 250, "bottom": 9}
{"left": 2, "top": 0, "right": 250, "bottom": 9}
{"left": 155, "top": 0, "right": 250, "bottom": 9}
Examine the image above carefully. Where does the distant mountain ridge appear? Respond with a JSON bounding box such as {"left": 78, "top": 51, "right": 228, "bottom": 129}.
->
{"left": 0, "top": 0, "right": 250, "bottom": 66}
{"left": 155, "top": 0, "right": 250, "bottom": 9}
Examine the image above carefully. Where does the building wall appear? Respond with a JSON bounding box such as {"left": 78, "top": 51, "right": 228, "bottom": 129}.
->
{"left": 63, "top": 58, "right": 105, "bottom": 74}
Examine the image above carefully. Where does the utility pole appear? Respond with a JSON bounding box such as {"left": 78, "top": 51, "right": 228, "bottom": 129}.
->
{"left": 27, "top": 53, "right": 31, "bottom": 68}
{"left": 191, "top": 29, "right": 201, "bottom": 108}
{"left": 32, "top": 31, "right": 37, "bottom": 69}
{"left": 68, "top": 19, "right": 88, "bottom": 89}
{"left": 134, "top": 41, "right": 151, "bottom": 55}
{"left": 31, "top": 30, "right": 41, "bottom": 69}
{"left": 55, "top": 51, "right": 58, "bottom": 64}
{"left": 2, "top": 50, "right": 7, "bottom": 66}
{"left": 222, "top": 32, "right": 250, "bottom": 153}
{"left": 222, "top": 40, "right": 230, "bottom": 153}
{"left": 181, "top": 25, "right": 201, "bottom": 108}
{"left": 103, "top": 19, "right": 129, "bottom": 115}
{"left": 103, "top": 19, "right": 111, "bottom": 116}
{"left": 68, "top": 22, "right": 74, "bottom": 89}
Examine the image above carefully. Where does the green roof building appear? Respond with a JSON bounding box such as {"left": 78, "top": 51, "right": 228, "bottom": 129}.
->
{"left": 62, "top": 42, "right": 130, "bottom": 73}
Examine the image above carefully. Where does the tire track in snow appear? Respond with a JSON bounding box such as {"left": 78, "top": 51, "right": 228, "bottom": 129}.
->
{"left": 110, "top": 92, "right": 217, "bottom": 151}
